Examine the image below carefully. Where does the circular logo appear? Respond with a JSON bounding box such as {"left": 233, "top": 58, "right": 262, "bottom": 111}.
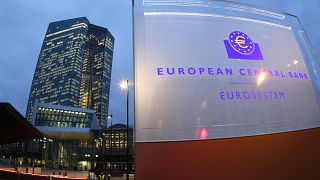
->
{"left": 229, "top": 31, "right": 255, "bottom": 55}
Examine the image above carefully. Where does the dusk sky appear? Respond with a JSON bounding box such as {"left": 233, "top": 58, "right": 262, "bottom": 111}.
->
{"left": 0, "top": 0, "right": 319, "bottom": 125}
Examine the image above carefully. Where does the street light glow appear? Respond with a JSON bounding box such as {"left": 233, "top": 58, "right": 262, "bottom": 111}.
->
{"left": 120, "top": 80, "right": 128, "bottom": 89}
{"left": 257, "top": 72, "right": 267, "bottom": 86}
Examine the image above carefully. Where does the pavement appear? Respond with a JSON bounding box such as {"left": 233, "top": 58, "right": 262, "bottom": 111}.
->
{"left": 0, "top": 166, "right": 135, "bottom": 179}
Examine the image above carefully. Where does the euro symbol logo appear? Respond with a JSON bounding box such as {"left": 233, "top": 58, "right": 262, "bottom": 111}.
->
{"left": 224, "top": 31, "right": 263, "bottom": 60}
{"left": 235, "top": 35, "right": 248, "bottom": 49}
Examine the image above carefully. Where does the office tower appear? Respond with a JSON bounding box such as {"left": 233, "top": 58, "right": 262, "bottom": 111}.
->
{"left": 26, "top": 17, "right": 114, "bottom": 127}
{"left": 80, "top": 24, "right": 114, "bottom": 127}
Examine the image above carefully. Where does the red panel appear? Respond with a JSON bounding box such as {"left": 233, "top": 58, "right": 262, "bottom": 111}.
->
{"left": 136, "top": 128, "right": 320, "bottom": 180}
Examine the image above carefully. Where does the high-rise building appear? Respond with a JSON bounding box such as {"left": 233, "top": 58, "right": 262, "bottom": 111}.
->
{"left": 26, "top": 17, "right": 114, "bottom": 127}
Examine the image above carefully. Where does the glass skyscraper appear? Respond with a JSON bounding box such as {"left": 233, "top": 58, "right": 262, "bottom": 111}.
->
{"left": 26, "top": 17, "right": 114, "bottom": 127}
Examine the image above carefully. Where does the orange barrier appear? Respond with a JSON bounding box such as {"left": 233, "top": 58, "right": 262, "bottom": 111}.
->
{"left": 136, "top": 128, "right": 320, "bottom": 180}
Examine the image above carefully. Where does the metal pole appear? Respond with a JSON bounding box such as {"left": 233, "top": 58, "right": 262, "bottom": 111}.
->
{"left": 110, "top": 117, "right": 112, "bottom": 176}
{"left": 126, "top": 80, "right": 129, "bottom": 180}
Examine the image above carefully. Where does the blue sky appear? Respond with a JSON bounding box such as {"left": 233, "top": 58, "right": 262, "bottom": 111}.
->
{"left": 0, "top": 0, "right": 319, "bottom": 125}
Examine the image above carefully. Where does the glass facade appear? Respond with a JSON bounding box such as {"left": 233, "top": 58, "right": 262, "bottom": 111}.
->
{"left": 34, "top": 106, "right": 93, "bottom": 128}
{"left": 92, "top": 124, "right": 134, "bottom": 175}
{"left": 134, "top": 0, "right": 320, "bottom": 142}
{"left": 80, "top": 24, "right": 114, "bottom": 127}
{"left": 0, "top": 125, "right": 134, "bottom": 173}
{"left": 26, "top": 17, "right": 114, "bottom": 127}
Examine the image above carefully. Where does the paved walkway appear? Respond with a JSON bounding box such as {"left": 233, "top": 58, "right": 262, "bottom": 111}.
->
{"left": 0, "top": 166, "right": 135, "bottom": 179}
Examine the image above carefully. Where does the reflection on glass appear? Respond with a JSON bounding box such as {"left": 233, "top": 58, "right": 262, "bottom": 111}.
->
{"left": 195, "top": 128, "right": 208, "bottom": 140}
{"left": 257, "top": 72, "right": 268, "bottom": 86}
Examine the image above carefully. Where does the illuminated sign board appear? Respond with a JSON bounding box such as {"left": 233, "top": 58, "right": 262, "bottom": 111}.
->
{"left": 134, "top": 0, "right": 320, "bottom": 142}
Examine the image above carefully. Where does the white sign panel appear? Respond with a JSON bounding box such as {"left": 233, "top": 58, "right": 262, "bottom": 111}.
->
{"left": 134, "top": 0, "right": 320, "bottom": 142}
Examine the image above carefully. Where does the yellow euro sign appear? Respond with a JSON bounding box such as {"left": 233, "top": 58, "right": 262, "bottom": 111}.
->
{"left": 235, "top": 35, "right": 248, "bottom": 49}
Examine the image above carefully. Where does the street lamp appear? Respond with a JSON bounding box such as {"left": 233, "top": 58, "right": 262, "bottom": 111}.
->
{"left": 120, "top": 80, "right": 129, "bottom": 180}
{"left": 107, "top": 114, "right": 112, "bottom": 175}
{"left": 107, "top": 114, "right": 113, "bottom": 128}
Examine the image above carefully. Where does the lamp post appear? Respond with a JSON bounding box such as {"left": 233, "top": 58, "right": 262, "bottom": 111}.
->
{"left": 107, "top": 114, "right": 113, "bottom": 128}
{"left": 107, "top": 114, "right": 112, "bottom": 175}
{"left": 120, "top": 80, "right": 129, "bottom": 180}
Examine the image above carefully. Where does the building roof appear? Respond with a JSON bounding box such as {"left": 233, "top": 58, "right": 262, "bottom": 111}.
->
{"left": 32, "top": 102, "right": 100, "bottom": 139}
{"left": 0, "top": 103, "right": 43, "bottom": 144}
{"left": 108, "top": 123, "right": 129, "bottom": 130}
